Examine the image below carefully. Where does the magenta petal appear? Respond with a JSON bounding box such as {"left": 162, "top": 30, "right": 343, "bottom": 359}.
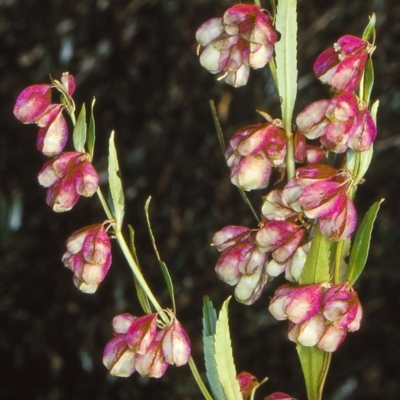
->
{"left": 313, "top": 48, "right": 338, "bottom": 79}
{"left": 126, "top": 314, "right": 158, "bottom": 354}
{"left": 212, "top": 225, "right": 250, "bottom": 251}
{"left": 36, "top": 111, "right": 68, "bottom": 156}
{"left": 296, "top": 100, "right": 330, "bottom": 138}
{"left": 348, "top": 109, "right": 377, "bottom": 151}
{"left": 61, "top": 72, "right": 76, "bottom": 95}
{"left": 13, "top": 84, "right": 52, "bottom": 123}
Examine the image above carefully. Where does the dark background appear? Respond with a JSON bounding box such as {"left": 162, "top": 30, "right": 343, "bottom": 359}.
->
{"left": 1, "top": 0, "right": 400, "bottom": 399}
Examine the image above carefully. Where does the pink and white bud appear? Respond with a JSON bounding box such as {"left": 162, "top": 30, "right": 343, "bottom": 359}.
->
{"left": 288, "top": 313, "right": 326, "bottom": 347}
{"left": 256, "top": 220, "right": 306, "bottom": 263}
{"left": 314, "top": 35, "right": 371, "bottom": 91}
{"left": 269, "top": 284, "right": 323, "bottom": 324}
{"left": 102, "top": 313, "right": 137, "bottom": 378}
{"left": 162, "top": 317, "right": 191, "bottom": 367}
{"left": 322, "top": 284, "right": 363, "bottom": 331}
{"left": 196, "top": 4, "right": 278, "bottom": 87}
{"left": 225, "top": 123, "right": 286, "bottom": 191}
{"left": 237, "top": 371, "right": 258, "bottom": 400}
{"left": 60, "top": 72, "right": 76, "bottom": 96}
{"left": 36, "top": 105, "right": 68, "bottom": 156}
{"left": 62, "top": 222, "right": 112, "bottom": 293}
{"left": 296, "top": 91, "right": 376, "bottom": 153}
{"left": 126, "top": 313, "right": 158, "bottom": 355}
{"left": 38, "top": 152, "right": 99, "bottom": 212}
{"left": 13, "top": 84, "right": 52, "bottom": 124}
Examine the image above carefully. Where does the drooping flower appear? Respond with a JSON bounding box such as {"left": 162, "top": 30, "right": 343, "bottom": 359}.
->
{"left": 103, "top": 310, "right": 191, "bottom": 378}
{"left": 212, "top": 225, "right": 269, "bottom": 305}
{"left": 37, "top": 151, "right": 99, "bottom": 212}
{"left": 225, "top": 122, "right": 286, "bottom": 191}
{"left": 13, "top": 73, "right": 75, "bottom": 156}
{"left": 62, "top": 222, "right": 112, "bottom": 293}
{"left": 296, "top": 91, "right": 376, "bottom": 153}
{"left": 196, "top": 4, "right": 278, "bottom": 87}
{"left": 314, "top": 35, "right": 372, "bottom": 91}
{"left": 271, "top": 283, "right": 363, "bottom": 352}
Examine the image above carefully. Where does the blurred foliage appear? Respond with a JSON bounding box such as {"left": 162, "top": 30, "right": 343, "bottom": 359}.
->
{"left": 1, "top": 0, "right": 400, "bottom": 399}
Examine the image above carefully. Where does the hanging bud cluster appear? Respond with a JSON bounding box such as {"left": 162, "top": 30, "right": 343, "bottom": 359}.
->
{"left": 103, "top": 310, "right": 191, "bottom": 378}
{"left": 269, "top": 283, "right": 362, "bottom": 352}
{"left": 196, "top": 4, "right": 278, "bottom": 87}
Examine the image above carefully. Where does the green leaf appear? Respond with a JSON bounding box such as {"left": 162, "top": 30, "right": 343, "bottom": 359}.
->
{"left": 348, "top": 200, "right": 382, "bottom": 285}
{"left": 127, "top": 225, "right": 152, "bottom": 314}
{"left": 362, "top": 13, "right": 376, "bottom": 42}
{"left": 300, "top": 227, "right": 331, "bottom": 285}
{"left": 144, "top": 197, "right": 176, "bottom": 314}
{"left": 214, "top": 297, "right": 242, "bottom": 400}
{"left": 87, "top": 97, "right": 96, "bottom": 157}
{"left": 108, "top": 131, "right": 125, "bottom": 229}
{"left": 363, "top": 57, "right": 374, "bottom": 104}
{"left": 73, "top": 104, "right": 87, "bottom": 152}
{"left": 202, "top": 296, "right": 227, "bottom": 400}
{"left": 297, "top": 345, "right": 331, "bottom": 400}
{"left": 275, "top": 0, "right": 298, "bottom": 128}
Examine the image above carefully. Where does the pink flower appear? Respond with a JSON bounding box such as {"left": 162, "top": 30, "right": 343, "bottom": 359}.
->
{"left": 213, "top": 225, "right": 269, "bottom": 305}
{"left": 62, "top": 222, "right": 112, "bottom": 293}
{"left": 265, "top": 393, "right": 296, "bottom": 400}
{"left": 13, "top": 73, "right": 76, "bottom": 156}
{"left": 276, "top": 283, "right": 363, "bottom": 352}
{"left": 225, "top": 122, "right": 286, "bottom": 190}
{"left": 37, "top": 152, "right": 99, "bottom": 212}
{"left": 278, "top": 164, "right": 357, "bottom": 241}
{"left": 268, "top": 283, "right": 324, "bottom": 324}
{"left": 196, "top": 4, "right": 278, "bottom": 87}
{"left": 103, "top": 310, "right": 191, "bottom": 378}
{"left": 314, "top": 35, "right": 372, "bottom": 91}
{"left": 296, "top": 91, "right": 376, "bottom": 153}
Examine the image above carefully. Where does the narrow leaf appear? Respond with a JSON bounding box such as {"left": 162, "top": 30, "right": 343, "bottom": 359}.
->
{"left": 348, "top": 200, "right": 382, "bottom": 285}
{"left": 300, "top": 227, "right": 331, "bottom": 285}
{"left": 87, "top": 97, "right": 96, "bottom": 157}
{"left": 275, "top": 0, "right": 298, "bottom": 127}
{"left": 362, "top": 13, "right": 376, "bottom": 42}
{"left": 108, "top": 131, "right": 125, "bottom": 229}
{"left": 73, "top": 104, "right": 87, "bottom": 152}
{"left": 202, "top": 296, "right": 227, "bottom": 400}
{"left": 144, "top": 197, "right": 176, "bottom": 314}
{"left": 128, "top": 225, "right": 152, "bottom": 314}
{"left": 297, "top": 345, "right": 330, "bottom": 400}
{"left": 214, "top": 297, "right": 242, "bottom": 400}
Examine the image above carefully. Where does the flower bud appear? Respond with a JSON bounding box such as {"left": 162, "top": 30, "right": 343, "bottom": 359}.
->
{"left": 269, "top": 284, "right": 323, "bottom": 324}
{"left": 196, "top": 4, "right": 278, "bottom": 87}
{"left": 38, "top": 152, "right": 99, "bottom": 212}
{"left": 314, "top": 35, "right": 371, "bottom": 91}
{"left": 237, "top": 371, "right": 258, "bottom": 400}
{"left": 62, "top": 222, "right": 112, "bottom": 293}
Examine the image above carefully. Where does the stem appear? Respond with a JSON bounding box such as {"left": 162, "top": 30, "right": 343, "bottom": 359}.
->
{"left": 318, "top": 353, "right": 332, "bottom": 399}
{"left": 333, "top": 241, "right": 344, "bottom": 285}
{"left": 114, "top": 228, "right": 162, "bottom": 312}
{"left": 254, "top": 0, "right": 261, "bottom": 6}
{"left": 188, "top": 357, "right": 214, "bottom": 400}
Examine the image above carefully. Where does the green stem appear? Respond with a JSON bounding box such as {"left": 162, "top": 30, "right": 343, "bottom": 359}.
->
{"left": 188, "top": 357, "right": 214, "bottom": 400}
{"left": 333, "top": 241, "right": 344, "bottom": 285}
{"left": 114, "top": 228, "right": 162, "bottom": 312}
{"left": 318, "top": 353, "right": 332, "bottom": 400}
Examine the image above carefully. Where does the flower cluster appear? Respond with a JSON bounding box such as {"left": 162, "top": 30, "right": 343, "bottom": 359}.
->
{"left": 196, "top": 4, "right": 278, "bottom": 87}
{"left": 13, "top": 73, "right": 75, "bottom": 157}
{"left": 38, "top": 152, "right": 99, "bottom": 212}
{"left": 269, "top": 283, "right": 362, "bottom": 352}
{"left": 62, "top": 222, "right": 112, "bottom": 293}
{"left": 103, "top": 310, "right": 191, "bottom": 378}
